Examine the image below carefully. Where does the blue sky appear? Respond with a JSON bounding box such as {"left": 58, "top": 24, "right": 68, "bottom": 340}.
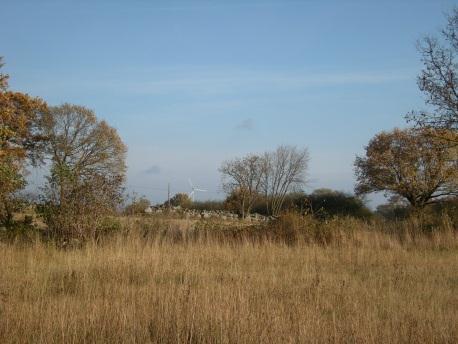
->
{"left": 2, "top": 0, "right": 457, "bottom": 205}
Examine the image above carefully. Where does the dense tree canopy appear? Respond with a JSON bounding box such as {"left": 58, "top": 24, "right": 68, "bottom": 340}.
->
{"left": 0, "top": 92, "right": 48, "bottom": 162}
{"left": 41, "top": 104, "right": 127, "bottom": 237}
{"left": 306, "top": 189, "right": 372, "bottom": 219}
{"left": 355, "top": 128, "right": 458, "bottom": 208}
{"left": 0, "top": 58, "right": 48, "bottom": 224}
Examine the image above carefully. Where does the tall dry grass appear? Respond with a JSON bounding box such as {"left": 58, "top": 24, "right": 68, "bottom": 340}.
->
{"left": 0, "top": 216, "right": 457, "bottom": 343}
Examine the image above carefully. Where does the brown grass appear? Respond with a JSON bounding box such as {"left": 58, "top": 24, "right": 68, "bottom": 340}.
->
{"left": 0, "top": 217, "right": 457, "bottom": 343}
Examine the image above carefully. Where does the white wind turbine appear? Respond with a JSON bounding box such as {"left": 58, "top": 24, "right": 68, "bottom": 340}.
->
{"left": 188, "top": 179, "right": 207, "bottom": 202}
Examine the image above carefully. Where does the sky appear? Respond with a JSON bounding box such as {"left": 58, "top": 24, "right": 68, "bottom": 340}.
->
{"left": 2, "top": 0, "right": 457, "bottom": 206}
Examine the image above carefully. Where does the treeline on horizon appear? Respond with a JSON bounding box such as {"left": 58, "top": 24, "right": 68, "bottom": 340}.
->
{"left": 1, "top": 9, "right": 457, "bottom": 240}
{"left": 128, "top": 187, "right": 457, "bottom": 221}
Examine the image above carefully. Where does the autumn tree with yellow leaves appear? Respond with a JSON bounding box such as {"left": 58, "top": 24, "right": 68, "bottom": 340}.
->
{"left": 355, "top": 128, "right": 458, "bottom": 209}
{"left": 0, "top": 57, "right": 48, "bottom": 224}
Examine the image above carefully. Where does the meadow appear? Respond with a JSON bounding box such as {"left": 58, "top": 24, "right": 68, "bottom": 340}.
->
{"left": 0, "top": 216, "right": 457, "bottom": 343}
{"left": 2, "top": 3, "right": 458, "bottom": 343}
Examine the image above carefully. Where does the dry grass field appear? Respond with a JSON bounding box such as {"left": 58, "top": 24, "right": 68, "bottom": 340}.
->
{"left": 0, "top": 217, "right": 457, "bottom": 343}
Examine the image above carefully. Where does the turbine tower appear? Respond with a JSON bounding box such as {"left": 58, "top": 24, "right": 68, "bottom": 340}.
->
{"left": 188, "top": 179, "right": 207, "bottom": 202}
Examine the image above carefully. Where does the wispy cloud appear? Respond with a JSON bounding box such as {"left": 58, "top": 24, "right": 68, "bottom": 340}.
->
{"left": 144, "top": 165, "right": 161, "bottom": 175}
{"left": 235, "top": 118, "right": 254, "bottom": 131}
{"left": 102, "top": 69, "right": 414, "bottom": 96}
{"left": 30, "top": 68, "right": 415, "bottom": 98}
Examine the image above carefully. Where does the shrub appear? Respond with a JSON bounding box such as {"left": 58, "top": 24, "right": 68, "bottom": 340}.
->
{"left": 124, "top": 197, "right": 151, "bottom": 215}
{"left": 306, "top": 189, "right": 372, "bottom": 219}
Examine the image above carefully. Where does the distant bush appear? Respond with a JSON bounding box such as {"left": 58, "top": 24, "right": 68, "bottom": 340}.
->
{"left": 0, "top": 221, "right": 41, "bottom": 244}
{"left": 124, "top": 197, "right": 151, "bottom": 215}
{"left": 268, "top": 212, "right": 359, "bottom": 246}
{"left": 427, "top": 198, "right": 458, "bottom": 223}
{"left": 96, "top": 217, "right": 122, "bottom": 235}
{"left": 306, "top": 189, "right": 372, "bottom": 219}
{"left": 375, "top": 203, "right": 410, "bottom": 220}
{"left": 166, "top": 193, "right": 192, "bottom": 208}
{"left": 37, "top": 192, "right": 121, "bottom": 241}
{"left": 376, "top": 197, "right": 458, "bottom": 229}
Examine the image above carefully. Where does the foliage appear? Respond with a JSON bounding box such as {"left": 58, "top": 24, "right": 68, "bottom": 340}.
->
{"left": 124, "top": 196, "right": 151, "bottom": 215}
{"left": 355, "top": 127, "right": 458, "bottom": 208}
{"left": 0, "top": 91, "right": 48, "bottom": 162}
{"left": 167, "top": 193, "right": 192, "bottom": 208}
{"left": 39, "top": 174, "right": 125, "bottom": 239}
{"left": 376, "top": 197, "right": 458, "bottom": 229}
{"left": 375, "top": 203, "right": 410, "bottom": 221}
{"left": 0, "top": 57, "right": 48, "bottom": 224}
{"left": 306, "top": 189, "right": 372, "bottom": 219}
{"left": 245, "top": 190, "right": 372, "bottom": 220}
{"left": 0, "top": 158, "right": 26, "bottom": 225}
{"left": 40, "top": 104, "right": 127, "bottom": 239}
